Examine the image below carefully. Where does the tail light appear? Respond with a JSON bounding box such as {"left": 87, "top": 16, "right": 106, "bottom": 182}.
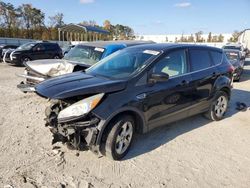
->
{"left": 228, "top": 64, "right": 235, "bottom": 73}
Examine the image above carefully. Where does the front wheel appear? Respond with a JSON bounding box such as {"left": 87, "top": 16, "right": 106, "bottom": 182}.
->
{"left": 104, "top": 115, "right": 135, "bottom": 160}
{"left": 54, "top": 55, "right": 60, "bottom": 59}
{"left": 204, "top": 91, "right": 229, "bottom": 121}
{"left": 21, "top": 57, "right": 31, "bottom": 65}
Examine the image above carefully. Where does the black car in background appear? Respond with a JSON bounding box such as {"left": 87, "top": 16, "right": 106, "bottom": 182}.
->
{"left": 0, "top": 44, "right": 19, "bottom": 61}
{"left": 224, "top": 49, "right": 245, "bottom": 81}
{"left": 36, "top": 44, "right": 234, "bottom": 160}
{"left": 4, "top": 41, "right": 63, "bottom": 66}
{"left": 222, "top": 43, "right": 246, "bottom": 58}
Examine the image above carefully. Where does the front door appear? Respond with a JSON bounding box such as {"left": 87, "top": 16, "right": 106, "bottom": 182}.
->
{"left": 32, "top": 44, "right": 47, "bottom": 60}
{"left": 138, "top": 49, "right": 193, "bottom": 131}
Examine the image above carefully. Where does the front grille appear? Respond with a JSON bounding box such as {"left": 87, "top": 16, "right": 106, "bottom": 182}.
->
{"left": 26, "top": 68, "right": 47, "bottom": 85}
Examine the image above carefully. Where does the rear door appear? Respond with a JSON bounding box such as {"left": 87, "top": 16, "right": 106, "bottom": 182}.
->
{"left": 187, "top": 47, "right": 219, "bottom": 114}
{"left": 45, "top": 43, "right": 59, "bottom": 58}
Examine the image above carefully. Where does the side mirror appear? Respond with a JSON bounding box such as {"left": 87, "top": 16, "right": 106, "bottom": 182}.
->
{"left": 149, "top": 72, "right": 169, "bottom": 83}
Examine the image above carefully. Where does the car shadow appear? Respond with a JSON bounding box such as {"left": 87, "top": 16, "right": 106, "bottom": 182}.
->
{"left": 124, "top": 88, "right": 250, "bottom": 160}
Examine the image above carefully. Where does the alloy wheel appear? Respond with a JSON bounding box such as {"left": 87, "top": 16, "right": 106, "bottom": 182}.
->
{"left": 214, "top": 96, "right": 228, "bottom": 118}
{"left": 115, "top": 121, "right": 133, "bottom": 155}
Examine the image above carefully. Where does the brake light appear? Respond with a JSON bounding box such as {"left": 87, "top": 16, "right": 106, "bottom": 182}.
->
{"left": 228, "top": 64, "right": 235, "bottom": 73}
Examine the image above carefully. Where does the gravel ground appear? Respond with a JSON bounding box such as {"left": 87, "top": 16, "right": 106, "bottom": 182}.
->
{"left": 0, "top": 59, "right": 250, "bottom": 188}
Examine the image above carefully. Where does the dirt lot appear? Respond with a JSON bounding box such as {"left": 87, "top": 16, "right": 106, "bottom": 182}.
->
{"left": 0, "top": 59, "right": 250, "bottom": 188}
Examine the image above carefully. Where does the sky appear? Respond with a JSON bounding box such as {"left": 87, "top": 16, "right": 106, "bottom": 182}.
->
{"left": 9, "top": 0, "right": 250, "bottom": 35}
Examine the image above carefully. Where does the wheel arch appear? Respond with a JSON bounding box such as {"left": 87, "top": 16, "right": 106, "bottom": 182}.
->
{"left": 212, "top": 75, "right": 232, "bottom": 99}
{"left": 95, "top": 107, "right": 147, "bottom": 147}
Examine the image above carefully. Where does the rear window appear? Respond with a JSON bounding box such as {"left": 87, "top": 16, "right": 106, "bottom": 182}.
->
{"left": 210, "top": 51, "right": 222, "bottom": 65}
{"left": 44, "top": 43, "right": 59, "bottom": 50}
{"left": 189, "top": 49, "right": 212, "bottom": 71}
{"left": 224, "top": 51, "right": 239, "bottom": 61}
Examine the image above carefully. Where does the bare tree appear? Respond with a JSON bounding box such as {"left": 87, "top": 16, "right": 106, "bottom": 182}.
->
{"left": 49, "top": 13, "right": 64, "bottom": 28}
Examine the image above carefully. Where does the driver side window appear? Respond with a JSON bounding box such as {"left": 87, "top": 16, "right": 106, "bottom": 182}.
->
{"left": 34, "top": 44, "right": 45, "bottom": 51}
{"left": 152, "top": 49, "right": 187, "bottom": 77}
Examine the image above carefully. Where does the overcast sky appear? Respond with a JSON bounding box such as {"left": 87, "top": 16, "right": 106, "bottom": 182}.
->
{"left": 10, "top": 0, "right": 250, "bottom": 35}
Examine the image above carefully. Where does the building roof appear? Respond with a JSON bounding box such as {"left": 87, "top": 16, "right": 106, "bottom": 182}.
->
{"left": 59, "top": 23, "right": 110, "bottom": 34}
{"left": 76, "top": 40, "right": 154, "bottom": 48}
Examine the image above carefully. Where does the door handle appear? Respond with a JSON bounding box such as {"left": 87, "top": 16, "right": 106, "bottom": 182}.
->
{"left": 180, "top": 80, "right": 189, "bottom": 86}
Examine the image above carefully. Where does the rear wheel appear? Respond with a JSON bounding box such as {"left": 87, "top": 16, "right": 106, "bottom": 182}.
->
{"left": 104, "top": 115, "right": 135, "bottom": 160}
{"left": 204, "top": 91, "right": 229, "bottom": 121}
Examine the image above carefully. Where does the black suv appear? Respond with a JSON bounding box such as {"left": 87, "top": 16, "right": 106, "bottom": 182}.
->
{"left": 5, "top": 42, "right": 63, "bottom": 65}
{"left": 36, "top": 44, "right": 234, "bottom": 160}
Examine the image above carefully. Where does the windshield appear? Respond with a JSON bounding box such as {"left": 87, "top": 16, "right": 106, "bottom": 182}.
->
{"left": 85, "top": 48, "right": 160, "bottom": 79}
{"left": 17, "top": 43, "right": 36, "bottom": 50}
{"left": 64, "top": 45, "right": 104, "bottom": 65}
{"left": 223, "top": 46, "right": 241, "bottom": 51}
{"left": 225, "top": 51, "right": 239, "bottom": 62}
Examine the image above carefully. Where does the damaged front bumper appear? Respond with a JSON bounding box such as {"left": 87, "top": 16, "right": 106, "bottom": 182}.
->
{"left": 45, "top": 101, "right": 101, "bottom": 154}
{"left": 16, "top": 68, "right": 48, "bottom": 93}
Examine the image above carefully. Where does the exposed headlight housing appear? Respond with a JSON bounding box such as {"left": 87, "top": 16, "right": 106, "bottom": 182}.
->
{"left": 58, "top": 93, "right": 104, "bottom": 122}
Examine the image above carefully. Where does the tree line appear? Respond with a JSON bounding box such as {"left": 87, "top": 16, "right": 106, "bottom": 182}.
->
{"left": 0, "top": 1, "right": 135, "bottom": 41}
{"left": 173, "top": 31, "right": 240, "bottom": 43}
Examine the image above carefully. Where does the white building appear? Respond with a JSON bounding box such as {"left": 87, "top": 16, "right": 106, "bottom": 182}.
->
{"left": 135, "top": 33, "right": 232, "bottom": 47}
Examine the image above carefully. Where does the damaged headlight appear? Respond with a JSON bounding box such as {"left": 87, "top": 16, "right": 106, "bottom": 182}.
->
{"left": 58, "top": 93, "right": 104, "bottom": 121}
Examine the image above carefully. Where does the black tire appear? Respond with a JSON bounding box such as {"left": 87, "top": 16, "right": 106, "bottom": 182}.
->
{"left": 21, "top": 57, "right": 30, "bottom": 66}
{"left": 104, "top": 115, "right": 135, "bottom": 160}
{"left": 54, "top": 55, "right": 60, "bottom": 59}
{"left": 234, "top": 77, "right": 240, "bottom": 82}
{"left": 204, "top": 91, "right": 229, "bottom": 121}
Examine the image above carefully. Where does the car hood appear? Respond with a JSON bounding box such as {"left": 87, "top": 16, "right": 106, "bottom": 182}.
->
{"left": 35, "top": 71, "right": 127, "bottom": 99}
{"left": 25, "top": 59, "right": 90, "bottom": 77}
{"left": 13, "top": 49, "right": 29, "bottom": 53}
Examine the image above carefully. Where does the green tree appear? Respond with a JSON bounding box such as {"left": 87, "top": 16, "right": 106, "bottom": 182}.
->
{"left": 195, "top": 31, "right": 203, "bottom": 42}
{"left": 187, "top": 34, "right": 194, "bottom": 42}
{"left": 218, "top": 34, "right": 224, "bottom": 42}
{"left": 17, "top": 4, "right": 45, "bottom": 38}
{"left": 0, "top": 1, "right": 19, "bottom": 37}
{"left": 207, "top": 32, "right": 212, "bottom": 42}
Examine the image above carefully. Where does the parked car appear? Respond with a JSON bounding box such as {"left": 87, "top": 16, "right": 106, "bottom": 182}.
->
{"left": 62, "top": 44, "right": 75, "bottom": 55}
{"left": 0, "top": 44, "right": 19, "bottom": 61}
{"left": 17, "top": 40, "right": 154, "bottom": 92}
{"left": 224, "top": 49, "right": 245, "bottom": 81}
{"left": 35, "top": 44, "right": 234, "bottom": 160}
{"left": 4, "top": 41, "right": 63, "bottom": 66}
{"left": 222, "top": 43, "right": 246, "bottom": 58}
